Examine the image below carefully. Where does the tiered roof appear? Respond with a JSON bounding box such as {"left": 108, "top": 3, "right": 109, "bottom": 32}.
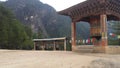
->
{"left": 58, "top": 0, "right": 120, "bottom": 22}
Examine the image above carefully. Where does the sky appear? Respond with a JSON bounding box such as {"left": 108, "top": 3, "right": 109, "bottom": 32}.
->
{"left": 0, "top": 0, "right": 86, "bottom": 11}
{"left": 40, "top": 0, "right": 86, "bottom": 11}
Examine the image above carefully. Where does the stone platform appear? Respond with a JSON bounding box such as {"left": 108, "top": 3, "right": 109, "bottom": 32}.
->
{"left": 73, "top": 45, "right": 120, "bottom": 54}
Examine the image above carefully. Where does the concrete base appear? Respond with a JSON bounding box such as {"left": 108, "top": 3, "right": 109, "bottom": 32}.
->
{"left": 105, "top": 46, "right": 120, "bottom": 54}
{"left": 93, "top": 46, "right": 105, "bottom": 53}
{"left": 72, "top": 46, "right": 77, "bottom": 52}
{"left": 73, "top": 45, "right": 120, "bottom": 54}
{"left": 72, "top": 45, "right": 94, "bottom": 53}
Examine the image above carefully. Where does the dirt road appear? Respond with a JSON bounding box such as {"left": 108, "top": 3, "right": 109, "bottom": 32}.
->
{"left": 0, "top": 50, "right": 120, "bottom": 68}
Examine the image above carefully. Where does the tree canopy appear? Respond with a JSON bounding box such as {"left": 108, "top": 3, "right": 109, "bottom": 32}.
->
{"left": 0, "top": 4, "right": 33, "bottom": 49}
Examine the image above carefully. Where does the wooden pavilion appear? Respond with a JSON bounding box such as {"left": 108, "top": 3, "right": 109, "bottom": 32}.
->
{"left": 33, "top": 37, "right": 67, "bottom": 51}
{"left": 58, "top": 0, "right": 120, "bottom": 53}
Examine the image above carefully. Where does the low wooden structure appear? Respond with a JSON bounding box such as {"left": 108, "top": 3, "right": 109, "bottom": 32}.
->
{"left": 58, "top": 0, "right": 120, "bottom": 53}
{"left": 33, "top": 37, "right": 67, "bottom": 51}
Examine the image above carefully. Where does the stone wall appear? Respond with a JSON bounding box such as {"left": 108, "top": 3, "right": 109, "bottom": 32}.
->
{"left": 93, "top": 46, "right": 105, "bottom": 53}
{"left": 93, "top": 46, "right": 120, "bottom": 54}
{"left": 72, "top": 45, "right": 94, "bottom": 53}
{"left": 73, "top": 45, "right": 120, "bottom": 54}
{"left": 105, "top": 46, "right": 120, "bottom": 54}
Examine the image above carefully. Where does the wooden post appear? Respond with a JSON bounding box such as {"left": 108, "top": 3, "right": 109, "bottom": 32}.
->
{"left": 53, "top": 41, "right": 56, "bottom": 50}
{"left": 42, "top": 41, "right": 45, "bottom": 50}
{"left": 71, "top": 22, "right": 76, "bottom": 51}
{"left": 34, "top": 42, "right": 36, "bottom": 50}
{"left": 64, "top": 39, "right": 67, "bottom": 51}
{"left": 100, "top": 14, "right": 108, "bottom": 52}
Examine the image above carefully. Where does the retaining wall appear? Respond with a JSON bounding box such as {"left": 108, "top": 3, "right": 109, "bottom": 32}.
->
{"left": 73, "top": 45, "right": 120, "bottom": 54}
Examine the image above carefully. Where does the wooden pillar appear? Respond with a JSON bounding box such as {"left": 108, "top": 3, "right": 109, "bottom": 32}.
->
{"left": 34, "top": 42, "right": 36, "bottom": 50}
{"left": 53, "top": 41, "right": 56, "bottom": 50}
{"left": 71, "top": 22, "right": 76, "bottom": 50}
{"left": 42, "top": 41, "right": 45, "bottom": 50}
{"left": 100, "top": 14, "right": 108, "bottom": 52}
{"left": 64, "top": 39, "right": 67, "bottom": 51}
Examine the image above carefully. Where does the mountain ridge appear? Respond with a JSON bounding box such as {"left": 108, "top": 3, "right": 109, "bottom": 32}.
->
{"left": 3, "top": 0, "right": 90, "bottom": 39}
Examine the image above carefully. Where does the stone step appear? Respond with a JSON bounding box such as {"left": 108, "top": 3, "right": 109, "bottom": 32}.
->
{"left": 75, "top": 49, "right": 93, "bottom": 53}
{"left": 74, "top": 46, "right": 94, "bottom": 53}
{"left": 77, "top": 46, "right": 93, "bottom": 49}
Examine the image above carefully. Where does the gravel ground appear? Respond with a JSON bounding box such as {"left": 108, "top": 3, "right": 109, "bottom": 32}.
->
{"left": 0, "top": 50, "right": 120, "bottom": 68}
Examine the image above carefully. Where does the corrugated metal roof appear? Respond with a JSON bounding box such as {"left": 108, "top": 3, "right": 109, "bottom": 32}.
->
{"left": 33, "top": 37, "right": 66, "bottom": 42}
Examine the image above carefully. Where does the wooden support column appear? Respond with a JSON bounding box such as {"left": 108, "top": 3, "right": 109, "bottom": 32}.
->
{"left": 42, "top": 42, "right": 45, "bottom": 50}
{"left": 64, "top": 39, "right": 67, "bottom": 51}
{"left": 100, "top": 14, "right": 108, "bottom": 52}
{"left": 71, "top": 22, "right": 76, "bottom": 50}
{"left": 34, "top": 42, "right": 36, "bottom": 50}
{"left": 53, "top": 41, "right": 56, "bottom": 50}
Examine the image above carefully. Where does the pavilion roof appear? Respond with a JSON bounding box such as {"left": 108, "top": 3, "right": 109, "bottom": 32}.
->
{"left": 58, "top": 0, "right": 120, "bottom": 22}
{"left": 33, "top": 37, "right": 66, "bottom": 42}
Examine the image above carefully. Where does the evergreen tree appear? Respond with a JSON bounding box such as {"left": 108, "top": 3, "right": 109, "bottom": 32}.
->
{"left": 0, "top": 4, "right": 33, "bottom": 49}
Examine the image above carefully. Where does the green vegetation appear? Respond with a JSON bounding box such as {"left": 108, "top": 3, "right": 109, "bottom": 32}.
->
{"left": 3, "top": 0, "right": 90, "bottom": 39}
{"left": 108, "top": 21, "right": 120, "bottom": 45}
{"left": 0, "top": 5, "right": 33, "bottom": 49}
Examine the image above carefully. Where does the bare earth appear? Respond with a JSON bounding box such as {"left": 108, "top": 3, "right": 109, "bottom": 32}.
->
{"left": 0, "top": 50, "right": 120, "bottom": 68}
